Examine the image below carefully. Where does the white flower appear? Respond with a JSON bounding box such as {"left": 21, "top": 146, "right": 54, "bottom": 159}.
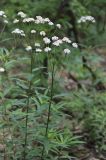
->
{"left": 35, "top": 43, "right": 40, "bottom": 47}
{"left": 21, "top": 33, "right": 25, "bottom": 37}
{"left": 12, "top": 28, "right": 25, "bottom": 36}
{"left": 0, "top": 11, "right": 5, "bottom": 17}
{"left": 4, "top": 20, "right": 8, "bottom": 24}
{"left": 35, "top": 19, "right": 40, "bottom": 24}
{"left": 72, "top": 43, "right": 78, "bottom": 48}
{"left": 12, "top": 28, "right": 22, "bottom": 34}
{"left": 64, "top": 49, "right": 71, "bottom": 54}
{"left": 23, "top": 18, "right": 35, "bottom": 23}
{"left": 62, "top": 37, "right": 71, "bottom": 43}
{"left": 17, "top": 11, "right": 26, "bottom": 18}
{"left": 35, "top": 16, "right": 53, "bottom": 24}
{"left": 25, "top": 46, "right": 32, "bottom": 51}
{"left": 13, "top": 19, "right": 19, "bottom": 23}
{"left": 86, "top": 16, "right": 95, "bottom": 22}
{"left": 0, "top": 67, "right": 5, "bottom": 72}
{"left": 3, "top": 15, "right": 7, "bottom": 18}
{"left": 31, "top": 30, "right": 36, "bottom": 34}
{"left": 0, "top": 11, "right": 5, "bottom": 15}
{"left": 52, "top": 36, "right": 59, "bottom": 41}
{"left": 43, "top": 37, "right": 51, "bottom": 44}
{"left": 40, "top": 31, "right": 46, "bottom": 36}
{"left": 36, "top": 48, "right": 42, "bottom": 52}
{"left": 53, "top": 39, "right": 62, "bottom": 46}
{"left": 44, "top": 47, "right": 51, "bottom": 52}
{"left": 56, "top": 24, "right": 61, "bottom": 29}
{"left": 36, "top": 16, "right": 45, "bottom": 23}
{"left": 44, "top": 18, "right": 50, "bottom": 22}
{"left": 78, "top": 16, "right": 95, "bottom": 23}
{"left": 48, "top": 21, "right": 54, "bottom": 26}
{"left": 78, "top": 17, "right": 86, "bottom": 23}
{"left": 36, "top": 16, "right": 43, "bottom": 20}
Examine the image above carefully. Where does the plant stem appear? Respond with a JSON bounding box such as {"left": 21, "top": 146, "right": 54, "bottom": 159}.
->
{"left": 23, "top": 52, "right": 33, "bottom": 160}
{"left": 0, "top": 24, "right": 6, "bottom": 38}
{"left": 41, "top": 61, "right": 55, "bottom": 160}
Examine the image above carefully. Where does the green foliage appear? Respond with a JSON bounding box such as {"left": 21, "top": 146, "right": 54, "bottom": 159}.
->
{"left": 84, "top": 108, "right": 106, "bottom": 152}
{"left": 0, "top": 0, "right": 106, "bottom": 159}
{"left": 61, "top": 90, "right": 106, "bottom": 152}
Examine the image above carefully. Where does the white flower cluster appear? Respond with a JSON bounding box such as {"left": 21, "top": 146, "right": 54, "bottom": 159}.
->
{"left": 23, "top": 17, "right": 35, "bottom": 23}
{"left": 35, "top": 16, "right": 54, "bottom": 26}
{"left": 52, "top": 37, "right": 72, "bottom": 47}
{"left": 0, "top": 11, "right": 6, "bottom": 18}
{"left": 78, "top": 16, "right": 95, "bottom": 23}
{"left": 52, "top": 36, "right": 59, "bottom": 41}
{"left": 35, "top": 43, "right": 40, "bottom": 47}
{"left": 0, "top": 67, "right": 5, "bottom": 72}
{"left": 53, "top": 39, "right": 63, "bottom": 46}
{"left": 11, "top": 14, "right": 78, "bottom": 54}
{"left": 64, "top": 49, "right": 71, "bottom": 54}
{"left": 25, "top": 35, "right": 77, "bottom": 53}
{"left": 72, "top": 43, "right": 78, "bottom": 48}
{"left": 43, "top": 37, "right": 51, "bottom": 44}
{"left": 4, "top": 20, "right": 8, "bottom": 24}
{"left": 36, "top": 48, "right": 42, "bottom": 52}
{"left": 44, "top": 47, "right": 51, "bottom": 52}
{"left": 13, "top": 19, "right": 19, "bottom": 24}
{"left": 20, "top": 14, "right": 61, "bottom": 28}
{"left": 31, "top": 30, "right": 36, "bottom": 34}
{"left": 40, "top": 31, "right": 46, "bottom": 36}
{"left": 56, "top": 24, "right": 61, "bottom": 29}
{"left": 0, "top": 10, "right": 8, "bottom": 24}
{"left": 62, "top": 37, "right": 71, "bottom": 43}
{"left": 35, "top": 16, "right": 47, "bottom": 24}
{"left": 17, "top": 11, "right": 26, "bottom": 18}
{"left": 12, "top": 28, "right": 25, "bottom": 36}
{"left": 25, "top": 46, "right": 32, "bottom": 51}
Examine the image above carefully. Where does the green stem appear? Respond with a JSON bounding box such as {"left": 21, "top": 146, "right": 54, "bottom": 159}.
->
{"left": 23, "top": 52, "right": 33, "bottom": 160}
{"left": 0, "top": 24, "right": 6, "bottom": 39}
{"left": 41, "top": 61, "right": 55, "bottom": 160}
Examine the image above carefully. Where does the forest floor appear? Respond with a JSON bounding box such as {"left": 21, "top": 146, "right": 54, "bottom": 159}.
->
{"left": 62, "top": 47, "right": 106, "bottom": 160}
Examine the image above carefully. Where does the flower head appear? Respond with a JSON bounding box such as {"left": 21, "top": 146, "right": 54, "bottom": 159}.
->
{"left": 48, "top": 21, "right": 54, "bottom": 26}
{"left": 44, "top": 47, "right": 51, "bottom": 52}
{"left": 0, "top": 11, "right": 6, "bottom": 17}
{"left": 64, "top": 49, "right": 71, "bottom": 54}
{"left": 40, "top": 31, "right": 46, "bottom": 36}
{"left": 52, "top": 36, "right": 59, "bottom": 41}
{"left": 56, "top": 24, "right": 61, "bottom": 29}
{"left": 62, "top": 37, "right": 71, "bottom": 43}
{"left": 78, "top": 16, "right": 95, "bottom": 23}
{"left": 35, "top": 43, "right": 40, "bottom": 47}
{"left": 17, "top": 11, "right": 26, "bottom": 18}
{"left": 0, "top": 11, "right": 5, "bottom": 16}
{"left": 53, "top": 39, "right": 62, "bottom": 46}
{"left": 13, "top": 19, "right": 19, "bottom": 24}
{"left": 23, "top": 18, "right": 35, "bottom": 23}
{"left": 36, "top": 16, "right": 45, "bottom": 24}
{"left": 43, "top": 37, "right": 51, "bottom": 44}
{"left": 72, "top": 43, "right": 78, "bottom": 48}
{"left": 12, "top": 28, "right": 25, "bottom": 36}
{"left": 4, "top": 20, "right": 8, "bottom": 24}
{"left": 0, "top": 67, "right": 5, "bottom": 72}
{"left": 44, "top": 18, "right": 50, "bottom": 22}
{"left": 36, "top": 48, "right": 42, "bottom": 52}
{"left": 25, "top": 46, "right": 32, "bottom": 51}
{"left": 31, "top": 30, "right": 36, "bottom": 34}
{"left": 21, "top": 33, "right": 25, "bottom": 37}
